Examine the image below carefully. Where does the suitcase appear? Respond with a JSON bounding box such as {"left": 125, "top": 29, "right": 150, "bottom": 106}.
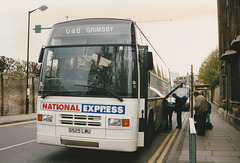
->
{"left": 195, "top": 122, "right": 213, "bottom": 130}
{"left": 205, "top": 122, "right": 213, "bottom": 130}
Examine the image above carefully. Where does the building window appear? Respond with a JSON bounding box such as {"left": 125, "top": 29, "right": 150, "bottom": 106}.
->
{"left": 221, "top": 65, "right": 226, "bottom": 100}
{"left": 226, "top": 8, "right": 230, "bottom": 28}
{"left": 223, "top": 77, "right": 226, "bottom": 99}
{"left": 230, "top": 56, "right": 240, "bottom": 102}
{"left": 230, "top": 0, "right": 234, "bottom": 15}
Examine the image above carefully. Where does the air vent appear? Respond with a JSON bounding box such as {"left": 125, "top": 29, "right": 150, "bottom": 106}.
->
{"left": 59, "top": 114, "right": 102, "bottom": 127}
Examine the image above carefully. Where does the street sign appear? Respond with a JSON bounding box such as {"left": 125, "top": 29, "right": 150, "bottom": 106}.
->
{"left": 33, "top": 25, "right": 51, "bottom": 33}
{"left": 35, "top": 25, "right": 41, "bottom": 33}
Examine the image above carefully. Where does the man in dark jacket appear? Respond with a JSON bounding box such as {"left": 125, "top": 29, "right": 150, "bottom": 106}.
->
{"left": 172, "top": 93, "right": 183, "bottom": 129}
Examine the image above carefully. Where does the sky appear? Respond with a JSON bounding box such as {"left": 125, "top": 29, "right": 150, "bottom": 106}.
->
{"left": 0, "top": 0, "right": 218, "bottom": 76}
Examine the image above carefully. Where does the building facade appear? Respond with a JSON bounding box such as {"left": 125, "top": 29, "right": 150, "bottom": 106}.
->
{"left": 217, "top": 0, "right": 240, "bottom": 130}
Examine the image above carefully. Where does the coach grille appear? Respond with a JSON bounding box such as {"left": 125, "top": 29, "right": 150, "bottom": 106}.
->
{"left": 61, "top": 120, "right": 73, "bottom": 125}
{"left": 88, "top": 122, "right": 101, "bottom": 126}
{"left": 59, "top": 114, "right": 102, "bottom": 127}
{"left": 61, "top": 114, "right": 73, "bottom": 119}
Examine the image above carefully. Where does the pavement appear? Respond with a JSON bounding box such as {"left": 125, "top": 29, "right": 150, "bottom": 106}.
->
{"left": 166, "top": 103, "right": 240, "bottom": 163}
{"left": 0, "top": 113, "right": 36, "bottom": 125}
{"left": 0, "top": 104, "right": 240, "bottom": 163}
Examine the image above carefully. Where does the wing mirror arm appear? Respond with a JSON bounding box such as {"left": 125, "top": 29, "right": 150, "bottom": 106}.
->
{"left": 38, "top": 45, "right": 45, "bottom": 63}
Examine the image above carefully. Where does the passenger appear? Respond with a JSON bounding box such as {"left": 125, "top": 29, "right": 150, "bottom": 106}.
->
{"left": 163, "top": 99, "right": 174, "bottom": 130}
{"left": 194, "top": 91, "right": 208, "bottom": 136}
{"left": 207, "top": 101, "right": 212, "bottom": 123}
{"left": 172, "top": 93, "right": 183, "bottom": 129}
{"left": 199, "top": 91, "right": 213, "bottom": 128}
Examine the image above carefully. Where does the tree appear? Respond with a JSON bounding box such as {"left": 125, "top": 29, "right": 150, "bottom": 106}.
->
{"left": 198, "top": 48, "right": 219, "bottom": 90}
{"left": 0, "top": 56, "right": 16, "bottom": 73}
{"left": 29, "top": 62, "right": 41, "bottom": 77}
{"left": 0, "top": 56, "right": 40, "bottom": 76}
{"left": 15, "top": 60, "right": 26, "bottom": 74}
{"left": 0, "top": 56, "right": 7, "bottom": 72}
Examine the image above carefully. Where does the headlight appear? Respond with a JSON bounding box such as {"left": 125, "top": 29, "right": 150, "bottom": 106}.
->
{"left": 38, "top": 114, "right": 53, "bottom": 122}
{"left": 108, "top": 118, "right": 130, "bottom": 127}
{"left": 108, "top": 118, "right": 121, "bottom": 126}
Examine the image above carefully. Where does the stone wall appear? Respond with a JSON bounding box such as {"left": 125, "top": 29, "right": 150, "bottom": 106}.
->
{"left": 213, "top": 85, "right": 221, "bottom": 106}
{"left": 0, "top": 74, "right": 39, "bottom": 116}
{"left": 218, "top": 105, "right": 240, "bottom": 131}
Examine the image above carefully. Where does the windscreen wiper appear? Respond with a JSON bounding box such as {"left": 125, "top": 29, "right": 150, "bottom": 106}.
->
{"left": 41, "top": 91, "right": 63, "bottom": 99}
{"left": 74, "top": 84, "right": 123, "bottom": 102}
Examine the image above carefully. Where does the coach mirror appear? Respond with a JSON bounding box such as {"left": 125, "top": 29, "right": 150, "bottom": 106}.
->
{"left": 144, "top": 52, "right": 153, "bottom": 70}
{"left": 38, "top": 46, "right": 45, "bottom": 63}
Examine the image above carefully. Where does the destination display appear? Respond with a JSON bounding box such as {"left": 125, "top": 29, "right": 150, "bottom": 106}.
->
{"left": 48, "top": 23, "right": 133, "bottom": 45}
{"left": 65, "top": 26, "right": 114, "bottom": 35}
{"left": 51, "top": 24, "right": 130, "bottom": 37}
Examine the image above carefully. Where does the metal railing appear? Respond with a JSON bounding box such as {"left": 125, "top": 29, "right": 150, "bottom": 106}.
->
{"left": 189, "top": 118, "right": 196, "bottom": 163}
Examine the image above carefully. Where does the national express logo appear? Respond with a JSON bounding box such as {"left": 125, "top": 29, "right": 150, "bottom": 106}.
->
{"left": 41, "top": 102, "right": 125, "bottom": 114}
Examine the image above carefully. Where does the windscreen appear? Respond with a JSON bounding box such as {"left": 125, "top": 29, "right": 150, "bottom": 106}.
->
{"left": 39, "top": 46, "right": 138, "bottom": 98}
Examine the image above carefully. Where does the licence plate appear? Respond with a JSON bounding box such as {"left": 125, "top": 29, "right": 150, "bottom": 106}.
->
{"left": 69, "top": 127, "right": 91, "bottom": 134}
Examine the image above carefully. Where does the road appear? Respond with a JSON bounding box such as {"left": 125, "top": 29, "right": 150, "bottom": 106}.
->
{"left": 0, "top": 113, "right": 184, "bottom": 163}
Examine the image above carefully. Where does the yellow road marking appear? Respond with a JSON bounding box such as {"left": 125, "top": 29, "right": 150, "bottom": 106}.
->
{"left": 148, "top": 130, "right": 174, "bottom": 163}
{"left": 148, "top": 112, "right": 189, "bottom": 163}
{"left": 0, "top": 120, "right": 36, "bottom": 127}
{"left": 156, "top": 129, "right": 178, "bottom": 162}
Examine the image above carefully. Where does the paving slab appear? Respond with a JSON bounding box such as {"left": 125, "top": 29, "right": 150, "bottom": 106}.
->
{"left": 206, "top": 156, "right": 240, "bottom": 162}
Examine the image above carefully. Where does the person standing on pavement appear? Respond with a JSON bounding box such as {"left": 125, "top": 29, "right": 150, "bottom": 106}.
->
{"left": 194, "top": 91, "right": 209, "bottom": 136}
{"left": 199, "top": 91, "right": 212, "bottom": 123}
{"left": 207, "top": 101, "right": 212, "bottom": 123}
{"left": 172, "top": 93, "right": 183, "bottom": 129}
